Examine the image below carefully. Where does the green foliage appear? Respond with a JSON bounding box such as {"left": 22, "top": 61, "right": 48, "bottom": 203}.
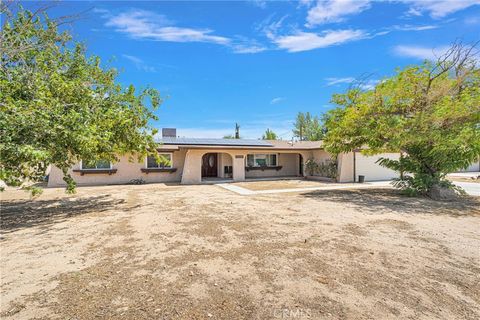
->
{"left": 304, "top": 158, "right": 319, "bottom": 176}
{"left": 323, "top": 44, "right": 480, "bottom": 196}
{"left": 262, "top": 128, "right": 277, "bottom": 140}
{"left": 223, "top": 134, "right": 237, "bottom": 139}
{"left": 304, "top": 158, "right": 337, "bottom": 179}
{"left": 293, "top": 112, "right": 324, "bottom": 141}
{"left": 0, "top": 8, "right": 162, "bottom": 193}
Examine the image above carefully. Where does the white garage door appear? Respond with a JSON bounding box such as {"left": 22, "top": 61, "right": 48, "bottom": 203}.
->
{"left": 460, "top": 161, "right": 480, "bottom": 172}
{"left": 356, "top": 153, "right": 400, "bottom": 181}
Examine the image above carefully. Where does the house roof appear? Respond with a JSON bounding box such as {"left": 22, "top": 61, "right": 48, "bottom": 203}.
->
{"left": 157, "top": 137, "right": 274, "bottom": 147}
{"left": 265, "top": 140, "right": 323, "bottom": 150}
{"left": 156, "top": 137, "right": 323, "bottom": 150}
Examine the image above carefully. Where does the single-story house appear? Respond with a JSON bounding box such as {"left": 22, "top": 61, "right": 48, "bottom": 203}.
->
{"left": 47, "top": 128, "right": 480, "bottom": 187}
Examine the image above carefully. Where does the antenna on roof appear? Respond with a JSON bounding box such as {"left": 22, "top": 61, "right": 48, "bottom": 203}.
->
{"left": 235, "top": 123, "right": 240, "bottom": 139}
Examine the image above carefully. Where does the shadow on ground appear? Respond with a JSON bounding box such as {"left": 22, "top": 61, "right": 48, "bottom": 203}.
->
{"left": 302, "top": 188, "right": 480, "bottom": 216}
{"left": 0, "top": 195, "right": 126, "bottom": 234}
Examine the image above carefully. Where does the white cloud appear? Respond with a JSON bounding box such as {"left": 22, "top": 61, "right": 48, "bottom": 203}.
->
{"left": 249, "top": 0, "right": 268, "bottom": 9}
{"left": 306, "top": 0, "right": 371, "bottom": 26}
{"left": 358, "top": 79, "right": 380, "bottom": 90}
{"left": 232, "top": 45, "right": 267, "bottom": 54}
{"left": 122, "top": 54, "right": 156, "bottom": 72}
{"left": 231, "top": 37, "right": 268, "bottom": 54}
{"left": 270, "top": 97, "right": 285, "bottom": 104}
{"left": 105, "top": 9, "right": 230, "bottom": 45}
{"left": 325, "top": 77, "right": 379, "bottom": 90}
{"left": 104, "top": 9, "right": 271, "bottom": 54}
{"left": 325, "top": 77, "right": 356, "bottom": 86}
{"left": 400, "top": 0, "right": 480, "bottom": 18}
{"left": 393, "top": 45, "right": 450, "bottom": 60}
{"left": 272, "top": 29, "right": 367, "bottom": 52}
{"left": 393, "top": 24, "right": 438, "bottom": 31}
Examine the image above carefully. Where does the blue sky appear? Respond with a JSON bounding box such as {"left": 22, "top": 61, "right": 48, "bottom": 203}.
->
{"left": 24, "top": 0, "right": 480, "bottom": 139}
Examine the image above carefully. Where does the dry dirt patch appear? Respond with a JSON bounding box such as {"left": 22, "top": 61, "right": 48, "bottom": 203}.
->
{"left": 233, "top": 179, "right": 340, "bottom": 191}
{"left": 1, "top": 184, "right": 480, "bottom": 319}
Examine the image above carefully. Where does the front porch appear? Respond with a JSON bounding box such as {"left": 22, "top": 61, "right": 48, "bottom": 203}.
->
{"left": 180, "top": 149, "right": 310, "bottom": 184}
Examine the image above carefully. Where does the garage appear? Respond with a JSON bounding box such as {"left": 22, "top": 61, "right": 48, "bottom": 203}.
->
{"left": 460, "top": 160, "right": 480, "bottom": 172}
{"left": 355, "top": 153, "right": 400, "bottom": 181}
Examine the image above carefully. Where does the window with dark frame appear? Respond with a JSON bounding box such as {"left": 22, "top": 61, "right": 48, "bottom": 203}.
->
{"left": 81, "top": 159, "right": 111, "bottom": 170}
{"left": 246, "top": 154, "right": 278, "bottom": 167}
{"left": 146, "top": 153, "right": 172, "bottom": 169}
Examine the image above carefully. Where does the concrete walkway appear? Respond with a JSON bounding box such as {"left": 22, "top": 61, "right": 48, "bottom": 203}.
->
{"left": 217, "top": 181, "right": 391, "bottom": 195}
{"left": 217, "top": 180, "right": 479, "bottom": 196}
{"left": 453, "top": 181, "right": 480, "bottom": 196}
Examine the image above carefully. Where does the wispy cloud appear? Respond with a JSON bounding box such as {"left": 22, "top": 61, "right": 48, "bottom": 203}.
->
{"left": 270, "top": 97, "right": 285, "bottom": 104}
{"left": 306, "top": 0, "right": 371, "bottom": 27}
{"left": 393, "top": 45, "right": 450, "bottom": 60}
{"left": 231, "top": 37, "right": 268, "bottom": 54}
{"left": 401, "top": 0, "right": 480, "bottom": 19}
{"left": 325, "top": 77, "right": 356, "bottom": 86}
{"left": 358, "top": 79, "right": 380, "bottom": 90}
{"left": 122, "top": 54, "right": 156, "bottom": 72}
{"left": 105, "top": 9, "right": 230, "bottom": 44}
{"left": 102, "top": 8, "right": 270, "bottom": 54}
{"left": 249, "top": 0, "right": 268, "bottom": 9}
{"left": 272, "top": 29, "right": 368, "bottom": 53}
{"left": 325, "top": 77, "right": 379, "bottom": 90}
{"left": 393, "top": 24, "right": 439, "bottom": 31}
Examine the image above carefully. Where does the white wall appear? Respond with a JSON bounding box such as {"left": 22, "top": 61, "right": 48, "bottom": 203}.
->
{"left": 460, "top": 160, "right": 480, "bottom": 172}
{"left": 355, "top": 153, "right": 400, "bottom": 181}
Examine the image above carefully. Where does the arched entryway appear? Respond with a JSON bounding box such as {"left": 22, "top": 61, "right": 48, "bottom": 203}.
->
{"left": 201, "top": 152, "right": 234, "bottom": 181}
{"left": 202, "top": 153, "right": 218, "bottom": 177}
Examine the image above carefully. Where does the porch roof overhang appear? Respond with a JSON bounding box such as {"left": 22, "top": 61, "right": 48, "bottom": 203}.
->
{"left": 156, "top": 137, "right": 323, "bottom": 151}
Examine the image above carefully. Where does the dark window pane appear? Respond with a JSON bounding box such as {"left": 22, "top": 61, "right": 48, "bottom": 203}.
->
{"left": 247, "top": 154, "right": 254, "bottom": 166}
{"left": 158, "top": 154, "right": 172, "bottom": 168}
{"left": 82, "top": 160, "right": 96, "bottom": 169}
{"left": 96, "top": 160, "right": 110, "bottom": 169}
{"left": 269, "top": 154, "right": 277, "bottom": 166}
{"left": 147, "top": 156, "right": 159, "bottom": 168}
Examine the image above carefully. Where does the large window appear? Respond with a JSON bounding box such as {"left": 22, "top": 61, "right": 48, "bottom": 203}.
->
{"left": 246, "top": 154, "right": 278, "bottom": 167}
{"left": 81, "top": 159, "right": 111, "bottom": 170}
{"left": 146, "top": 153, "right": 172, "bottom": 169}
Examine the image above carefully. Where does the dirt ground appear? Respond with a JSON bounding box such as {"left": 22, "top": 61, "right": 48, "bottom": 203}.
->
{"left": 1, "top": 183, "right": 480, "bottom": 320}
{"left": 234, "top": 179, "right": 343, "bottom": 191}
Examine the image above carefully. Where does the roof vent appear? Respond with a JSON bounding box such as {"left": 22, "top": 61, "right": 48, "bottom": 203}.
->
{"left": 162, "top": 128, "right": 177, "bottom": 138}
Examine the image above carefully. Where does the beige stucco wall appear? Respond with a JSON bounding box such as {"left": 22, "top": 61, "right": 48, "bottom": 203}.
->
{"left": 48, "top": 148, "right": 316, "bottom": 187}
{"left": 244, "top": 153, "right": 301, "bottom": 178}
{"left": 336, "top": 152, "right": 402, "bottom": 182}
{"left": 180, "top": 149, "right": 247, "bottom": 184}
{"left": 337, "top": 152, "right": 355, "bottom": 183}
{"left": 48, "top": 150, "right": 186, "bottom": 187}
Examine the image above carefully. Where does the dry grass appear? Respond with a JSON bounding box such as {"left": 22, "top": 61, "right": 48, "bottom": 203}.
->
{"left": 1, "top": 184, "right": 480, "bottom": 319}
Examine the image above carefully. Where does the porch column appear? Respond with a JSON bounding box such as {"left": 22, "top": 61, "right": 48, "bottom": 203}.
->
{"left": 232, "top": 154, "right": 245, "bottom": 182}
{"left": 337, "top": 152, "right": 355, "bottom": 183}
{"left": 181, "top": 149, "right": 202, "bottom": 184}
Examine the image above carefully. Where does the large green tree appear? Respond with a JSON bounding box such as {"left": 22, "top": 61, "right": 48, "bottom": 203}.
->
{"left": 262, "top": 128, "right": 277, "bottom": 140}
{"left": 0, "top": 7, "right": 162, "bottom": 193}
{"left": 323, "top": 43, "right": 480, "bottom": 198}
{"left": 292, "top": 112, "right": 324, "bottom": 141}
